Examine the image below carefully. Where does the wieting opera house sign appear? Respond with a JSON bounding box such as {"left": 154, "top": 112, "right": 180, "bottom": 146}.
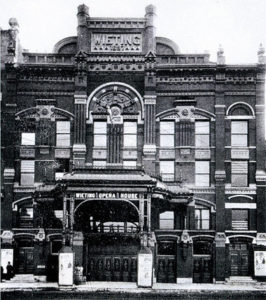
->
{"left": 91, "top": 33, "right": 142, "bottom": 52}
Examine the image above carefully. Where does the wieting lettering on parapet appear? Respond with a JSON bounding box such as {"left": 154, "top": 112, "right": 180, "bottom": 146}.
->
{"left": 91, "top": 34, "right": 142, "bottom": 52}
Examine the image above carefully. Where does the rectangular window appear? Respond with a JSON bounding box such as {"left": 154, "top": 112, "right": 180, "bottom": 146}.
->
{"left": 123, "top": 121, "right": 137, "bottom": 147}
{"left": 56, "top": 121, "right": 70, "bottom": 147}
{"left": 195, "top": 121, "right": 210, "bottom": 147}
{"left": 195, "top": 208, "right": 210, "bottom": 229}
{"left": 232, "top": 210, "right": 248, "bottom": 230}
{"left": 160, "top": 160, "right": 175, "bottom": 182}
{"left": 231, "top": 121, "right": 248, "bottom": 147}
{"left": 231, "top": 161, "right": 248, "bottom": 187}
{"left": 21, "top": 133, "right": 35, "bottom": 146}
{"left": 21, "top": 160, "right": 35, "bottom": 186}
{"left": 195, "top": 161, "right": 210, "bottom": 186}
{"left": 123, "top": 160, "right": 137, "bottom": 168}
{"left": 160, "top": 121, "right": 175, "bottom": 148}
{"left": 159, "top": 211, "right": 174, "bottom": 230}
{"left": 93, "top": 160, "right": 106, "bottom": 167}
{"left": 94, "top": 122, "right": 107, "bottom": 147}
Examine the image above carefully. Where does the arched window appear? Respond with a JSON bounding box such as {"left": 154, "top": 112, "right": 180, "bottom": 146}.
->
{"left": 227, "top": 102, "right": 253, "bottom": 188}
{"left": 88, "top": 83, "right": 143, "bottom": 168}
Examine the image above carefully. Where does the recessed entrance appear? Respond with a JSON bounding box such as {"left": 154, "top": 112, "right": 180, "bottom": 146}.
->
{"left": 193, "top": 240, "right": 213, "bottom": 283}
{"left": 229, "top": 239, "right": 252, "bottom": 276}
{"left": 156, "top": 241, "right": 176, "bottom": 283}
{"left": 75, "top": 199, "right": 140, "bottom": 282}
{"left": 15, "top": 239, "right": 34, "bottom": 274}
{"left": 85, "top": 236, "right": 139, "bottom": 282}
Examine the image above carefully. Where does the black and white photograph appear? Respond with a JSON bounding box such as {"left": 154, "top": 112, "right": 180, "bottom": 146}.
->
{"left": 1, "top": 0, "right": 266, "bottom": 299}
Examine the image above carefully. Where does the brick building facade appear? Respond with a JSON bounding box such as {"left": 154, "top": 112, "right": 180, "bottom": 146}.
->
{"left": 1, "top": 4, "right": 266, "bottom": 284}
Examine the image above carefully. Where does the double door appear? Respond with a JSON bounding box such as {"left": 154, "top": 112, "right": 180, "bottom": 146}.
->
{"left": 87, "top": 255, "right": 137, "bottom": 282}
{"left": 230, "top": 243, "right": 250, "bottom": 276}
{"left": 193, "top": 256, "right": 212, "bottom": 283}
{"left": 17, "top": 247, "right": 34, "bottom": 274}
{"left": 156, "top": 256, "right": 176, "bottom": 283}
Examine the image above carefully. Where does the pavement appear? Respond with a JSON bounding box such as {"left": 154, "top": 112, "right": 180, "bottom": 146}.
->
{"left": 1, "top": 280, "right": 266, "bottom": 292}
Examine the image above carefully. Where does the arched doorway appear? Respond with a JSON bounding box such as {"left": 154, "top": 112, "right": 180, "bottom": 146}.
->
{"left": 75, "top": 199, "right": 140, "bottom": 282}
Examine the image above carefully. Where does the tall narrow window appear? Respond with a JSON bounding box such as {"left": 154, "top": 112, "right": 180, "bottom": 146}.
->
{"left": 232, "top": 209, "right": 248, "bottom": 230}
{"left": 159, "top": 211, "right": 174, "bottom": 230}
{"left": 195, "top": 161, "right": 210, "bottom": 186}
{"left": 195, "top": 121, "right": 210, "bottom": 147}
{"left": 160, "top": 121, "right": 175, "bottom": 148}
{"left": 160, "top": 161, "right": 175, "bottom": 182}
{"left": 231, "top": 161, "right": 248, "bottom": 187}
{"left": 123, "top": 121, "right": 137, "bottom": 148}
{"left": 231, "top": 121, "right": 248, "bottom": 147}
{"left": 21, "top": 160, "right": 35, "bottom": 186}
{"left": 56, "top": 121, "right": 70, "bottom": 147}
{"left": 21, "top": 133, "right": 35, "bottom": 146}
{"left": 93, "top": 121, "right": 107, "bottom": 147}
{"left": 195, "top": 207, "right": 210, "bottom": 229}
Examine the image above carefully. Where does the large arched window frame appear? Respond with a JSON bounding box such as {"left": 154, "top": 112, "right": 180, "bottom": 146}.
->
{"left": 87, "top": 82, "right": 144, "bottom": 168}
{"left": 226, "top": 102, "right": 255, "bottom": 187}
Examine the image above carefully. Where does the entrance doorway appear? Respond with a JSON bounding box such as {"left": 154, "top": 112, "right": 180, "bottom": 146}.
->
{"left": 85, "top": 236, "right": 139, "bottom": 282}
{"left": 15, "top": 238, "right": 34, "bottom": 274}
{"left": 229, "top": 241, "right": 251, "bottom": 276}
{"left": 156, "top": 241, "right": 176, "bottom": 283}
{"left": 17, "top": 247, "right": 34, "bottom": 274}
{"left": 193, "top": 240, "right": 213, "bottom": 283}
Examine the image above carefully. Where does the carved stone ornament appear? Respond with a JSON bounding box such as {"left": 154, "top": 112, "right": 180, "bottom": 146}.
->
{"left": 215, "top": 232, "right": 226, "bottom": 247}
{"left": 35, "top": 228, "right": 45, "bottom": 242}
{"left": 256, "top": 233, "right": 266, "bottom": 246}
{"left": 92, "top": 86, "right": 139, "bottom": 116}
{"left": 1, "top": 230, "right": 14, "bottom": 244}
{"left": 181, "top": 230, "right": 191, "bottom": 244}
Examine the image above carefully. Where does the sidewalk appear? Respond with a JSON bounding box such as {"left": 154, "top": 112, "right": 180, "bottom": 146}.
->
{"left": 1, "top": 280, "right": 266, "bottom": 292}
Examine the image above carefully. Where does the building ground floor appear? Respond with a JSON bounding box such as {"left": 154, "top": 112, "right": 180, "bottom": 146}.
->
{"left": 1, "top": 170, "right": 266, "bottom": 284}
{"left": 1, "top": 228, "right": 266, "bottom": 284}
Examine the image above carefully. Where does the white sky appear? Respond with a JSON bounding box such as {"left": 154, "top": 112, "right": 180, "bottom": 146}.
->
{"left": 1, "top": 0, "right": 266, "bottom": 64}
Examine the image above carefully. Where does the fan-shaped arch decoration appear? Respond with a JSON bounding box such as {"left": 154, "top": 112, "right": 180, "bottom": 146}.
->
{"left": 156, "top": 107, "right": 215, "bottom": 121}
{"left": 87, "top": 82, "right": 144, "bottom": 121}
{"left": 226, "top": 102, "right": 255, "bottom": 116}
{"left": 15, "top": 106, "right": 74, "bottom": 121}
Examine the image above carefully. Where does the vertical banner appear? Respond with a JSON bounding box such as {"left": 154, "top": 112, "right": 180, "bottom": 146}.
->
{"left": 137, "top": 252, "right": 153, "bottom": 287}
{"left": 1, "top": 249, "right": 14, "bottom": 273}
{"left": 254, "top": 251, "right": 266, "bottom": 276}
{"left": 59, "top": 252, "right": 74, "bottom": 285}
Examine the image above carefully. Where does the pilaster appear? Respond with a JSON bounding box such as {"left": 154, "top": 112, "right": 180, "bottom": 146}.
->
{"left": 215, "top": 65, "right": 226, "bottom": 233}
{"left": 214, "top": 232, "right": 226, "bottom": 282}
{"left": 2, "top": 168, "right": 15, "bottom": 229}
